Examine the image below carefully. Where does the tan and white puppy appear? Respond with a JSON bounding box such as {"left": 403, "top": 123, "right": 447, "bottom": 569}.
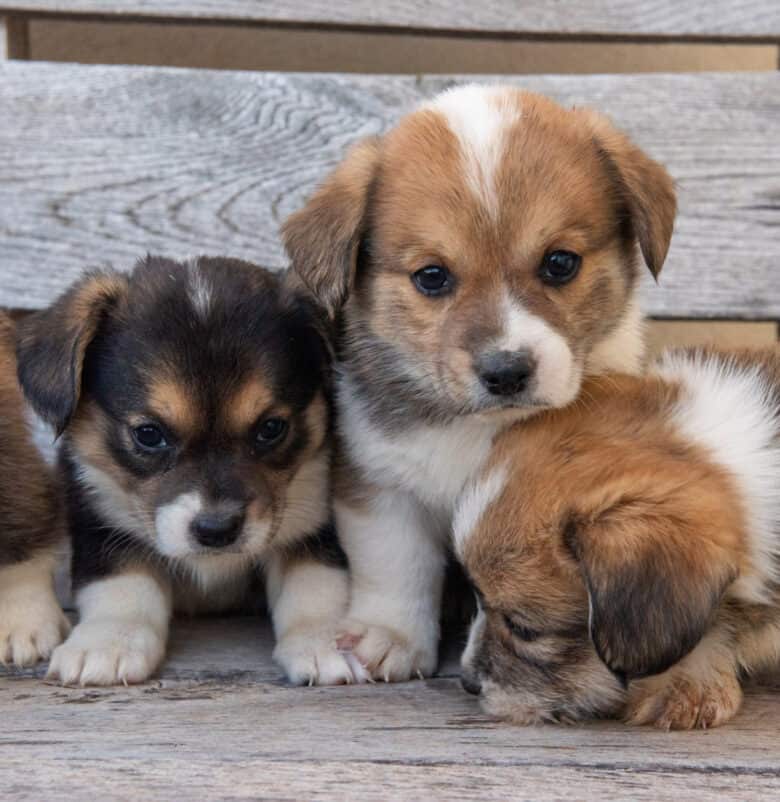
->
{"left": 284, "top": 85, "right": 676, "bottom": 681}
{"left": 0, "top": 312, "right": 69, "bottom": 667}
{"left": 16, "top": 256, "right": 353, "bottom": 687}
{"left": 457, "top": 347, "right": 780, "bottom": 729}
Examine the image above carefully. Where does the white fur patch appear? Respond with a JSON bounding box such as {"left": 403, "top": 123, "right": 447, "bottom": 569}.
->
{"left": 453, "top": 465, "right": 508, "bottom": 559}
{"left": 655, "top": 350, "right": 780, "bottom": 600}
{"left": 338, "top": 374, "right": 498, "bottom": 512}
{"left": 49, "top": 571, "right": 172, "bottom": 686}
{"left": 186, "top": 257, "right": 212, "bottom": 318}
{"left": 426, "top": 84, "right": 520, "bottom": 219}
{"left": 266, "top": 556, "right": 354, "bottom": 685}
{"left": 498, "top": 294, "right": 581, "bottom": 408}
{"left": 335, "top": 490, "right": 446, "bottom": 681}
{"left": 155, "top": 491, "right": 203, "bottom": 558}
{"left": 0, "top": 551, "right": 69, "bottom": 666}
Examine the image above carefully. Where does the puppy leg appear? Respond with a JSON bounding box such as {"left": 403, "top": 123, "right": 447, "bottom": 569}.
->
{"left": 267, "top": 537, "right": 355, "bottom": 686}
{"left": 48, "top": 567, "right": 171, "bottom": 686}
{"left": 625, "top": 623, "right": 742, "bottom": 730}
{"left": 0, "top": 549, "right": 70, "bottom": 666}
{"left": 336, "top": 490, "right": 446, "bottom": 682}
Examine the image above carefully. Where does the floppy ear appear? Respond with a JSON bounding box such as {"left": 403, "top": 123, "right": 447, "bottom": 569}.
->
{"left": 15, "top": 270, "right": 128, "bottom": 435}
{"left": 564, "top": 504, "right": 739, "bottom": 681}
{"left": 282, "top": 137, "right": 381, "bottom": 318}
{"left": 581, "top": 111, "right": 676, "bottom": 279}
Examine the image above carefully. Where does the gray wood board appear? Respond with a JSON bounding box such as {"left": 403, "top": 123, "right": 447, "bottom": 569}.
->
{"left": 0, "top": 1, "right": 778, "bottom": 40}
{"left": 2, "top": 618, "right": 780, "bottom": 801}
{"left": 0, "top": 64, "right": 778, "bottom": 319}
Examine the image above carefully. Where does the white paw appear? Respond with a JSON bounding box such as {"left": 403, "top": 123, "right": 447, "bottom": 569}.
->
{"left": 0, "top": 586, "right": 70, "bottom": 667}
{"left": 274, "top": 626, "right": 369, "bottom": 686}
{"left": 336, "top": 620, "right": 437, "bottom": 683}
{"left": 47, "top": 618, "right": 166, "bottom": 686}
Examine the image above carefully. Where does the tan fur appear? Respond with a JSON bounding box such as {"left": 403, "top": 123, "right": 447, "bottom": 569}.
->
{"left": 459, "top": 350, "right": 780, "bottom": 729}
{"left": 147, "top": 378, "right": 199, "bottom": 437}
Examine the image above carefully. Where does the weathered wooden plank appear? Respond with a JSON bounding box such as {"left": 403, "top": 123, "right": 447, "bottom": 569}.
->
{"left": 0, "top": 64, "right": 777, "bottom": 319}
{"left": 0, "top": 15, "right": 29, "bottom": 58}
{"left": 1, "top": 618, "right": 779, "bottom": 801}
{"left": 0, "top": 1, "right": 778, "bottom": 41}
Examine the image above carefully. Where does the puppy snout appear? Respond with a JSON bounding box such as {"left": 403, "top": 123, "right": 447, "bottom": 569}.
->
{"left": 190, "top": 510, "right": 245, "bottom": 548}
{"left": 461, "top": 672, "right": 482, "bottom": 696}
{"left": 477, "top": 350, "right": 535, "bottom": 397}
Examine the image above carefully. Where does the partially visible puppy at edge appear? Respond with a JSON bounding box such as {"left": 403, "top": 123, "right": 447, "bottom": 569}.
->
{"left": 0, "top": 311, "right": 69, "bottom": 667}
{"left": 283, "top": 84, "right": 676, "bottom": 681}
{"left": 16, "top": 255, "right": 356, "bottom": 687}
{"left": 457, "top": 346, "right": 780, "bottom": 730}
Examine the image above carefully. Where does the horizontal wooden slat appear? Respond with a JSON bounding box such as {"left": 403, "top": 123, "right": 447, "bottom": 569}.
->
{"left": 0, "top": 63, "right": 778, "bottom": 319}
{"left": 2, "top": 618, "right": 780, "bottom": 800}
{"left": 0, "top": 1, "right": 778, "bottom": 41}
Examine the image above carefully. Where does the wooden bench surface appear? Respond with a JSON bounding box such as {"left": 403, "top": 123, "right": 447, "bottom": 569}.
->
{"left": 0, "top": 63, "right": 778, "bottom": 319}
{"left": 2, "top": 618, "right": 779, "bottom": 800}
{"left": 1, "top": 1, "right": 779, "bottom": 40}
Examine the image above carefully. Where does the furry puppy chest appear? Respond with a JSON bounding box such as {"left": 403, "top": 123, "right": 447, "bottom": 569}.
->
{"left": 457, "top": 347, "right": 780, "bottom": 729}
{"left": 0, "top": 313, "right": 69, "bottom": 666}
{"left": 283, "top": 85, "right": 676, "bottom": 680}
{"left": 16, "top": 256, "right": 353, "bottom": 686}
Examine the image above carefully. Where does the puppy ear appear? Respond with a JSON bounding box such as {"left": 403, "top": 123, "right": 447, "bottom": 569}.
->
{"left": 564, "top": 505, "right": 739, "bottom": 681}
{"left": 282, "top": 137, "right": 381, "bottom": 318}
{"left": 581, "top": 111, "right": 676, "bottom": 279}
{"left": 16, "top": 270, "right": 128, "bottom": 435}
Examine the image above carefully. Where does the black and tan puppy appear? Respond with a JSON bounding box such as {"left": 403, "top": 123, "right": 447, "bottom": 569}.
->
{"left": 16, "top": 255, "right": 353, "bottom": 686}
{"left": 0, "top": 312, "right": 69, "bottom": 666}
{"left": 456, "top": 347, "right": 780, "bottom": 729}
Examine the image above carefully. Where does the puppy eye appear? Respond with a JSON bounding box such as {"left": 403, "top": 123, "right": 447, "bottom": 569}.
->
{"left": 503, "top": 614, "right": 541, "bottom": 642}
{"left": 255, "top": 417, "right": 288, "bottom": 446}
{"left": 412, "top": 265, "right": 453, "bottom": 297}
{"left": 132, "top": 424, "right": 169, "bottom": 451}
{"left": 539, "top": 250, "right": 581, "bottom": 286}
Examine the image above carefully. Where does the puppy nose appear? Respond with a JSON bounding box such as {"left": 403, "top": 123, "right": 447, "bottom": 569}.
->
{"left": 477, "top": 350, "right": 535, "bottom": 397}
{"left": 190, "top": 511, "right": 245, "bottom": 548}
{"left": 461, "top": 673, "right": 482, "bottom": 696}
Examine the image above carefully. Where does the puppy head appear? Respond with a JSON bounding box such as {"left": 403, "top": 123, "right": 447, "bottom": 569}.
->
{"left": 284, "top": 86, "right": 675, "bottom": 422}
{"left": 454, "top": 446, "right": 742, "bottom": 724}
{"left": 17, "top": 256, "right": 331, "bottom": 565}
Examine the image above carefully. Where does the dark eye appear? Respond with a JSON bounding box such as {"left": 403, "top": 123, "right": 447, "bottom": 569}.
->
{"left": 132, "top": 424, "right": 168, "bottom": 451}
{"left": 412, "top": 265, "right": 453, "bottom": 297}
{"left": 503, "top": 614, "right": 541, "bottom": 642}
{"left": 255, "top": 417, "right": 288, "bottom": 446}
{"left": 539, "top": 250, "right": 581, "bottom": 286}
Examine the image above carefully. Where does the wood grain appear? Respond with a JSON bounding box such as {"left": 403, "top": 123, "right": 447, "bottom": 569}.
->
{"left": 0, "top": 63, "right": 777, "bottom": 319}
{"left": 2, "top": 618, "right": 779, "bottom": 801}
{"left": 0, "top": 1, "right": 778, "bottom": 40}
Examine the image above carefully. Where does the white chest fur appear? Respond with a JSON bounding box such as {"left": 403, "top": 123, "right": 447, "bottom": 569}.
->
{"left": 337, "top": 375, "right": 499, "bottom": 513}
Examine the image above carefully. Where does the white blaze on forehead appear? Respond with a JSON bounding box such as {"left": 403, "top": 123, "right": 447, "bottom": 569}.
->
{"left": 424, "top": 84, "right": 521, "bottom": 219}
{"left": 186, "top": 257, "right": 213, "bottom": 318}
{"left": 499, "top": 293, "right": 580, "bottom": 408}
{"left": 453, "top": 465, "right": 508, "bottom": 559}
{"left": 155, "top": 491, "right": 203, "bottom": 557}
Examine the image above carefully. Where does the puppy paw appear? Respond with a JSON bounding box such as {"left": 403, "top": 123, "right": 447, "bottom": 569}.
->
{"left": 0, "top": 588, "right": 70, "bottom": 667}
{"left": 336, "top": 620, "right": 437, "bottom": 683}
{"left": 625, "top": 670, "right": 743, "bottom": 730}
{"left": 47, "top": 618, "right": 165, "bottom": 686}
{"left": 274, "top": 626, "right": 368, "bottom": 686}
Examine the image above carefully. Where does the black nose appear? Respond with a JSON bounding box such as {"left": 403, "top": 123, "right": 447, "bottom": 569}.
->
{"left": 477, "top": 350, "right": 535, "bottom": 397}
{"left": 461, "top": 673, "right": 482, "bottom": 696}
{"left": 190, "top": 511, "right": 245, "bottom": 548}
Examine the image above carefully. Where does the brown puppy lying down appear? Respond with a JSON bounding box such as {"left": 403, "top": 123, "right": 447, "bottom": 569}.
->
{"left": 0, "top": 312, "right": 69, "bottom": 666}
{"left": 456, "top": 346, "right": 780, "bottom": 729}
